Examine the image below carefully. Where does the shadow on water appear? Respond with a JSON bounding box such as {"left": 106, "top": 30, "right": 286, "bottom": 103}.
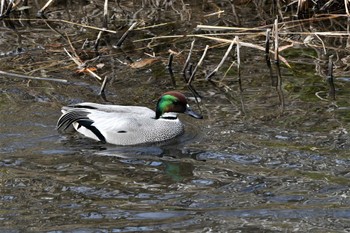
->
{"left": 1, "top": 1, "right": 350, "bottom": 232}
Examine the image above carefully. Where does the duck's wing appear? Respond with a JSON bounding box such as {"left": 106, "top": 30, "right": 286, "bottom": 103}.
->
{"left": 66, "top": 102, "right": 154, "bottom": 115}
{"left": 57, "top": 109, "right": 87, "bottom": 131}
{"left": 57, "top": 103, "right": 156, "bottom": 144}
{"left": 57, "top": 108, "right": 106, "bottom": 142}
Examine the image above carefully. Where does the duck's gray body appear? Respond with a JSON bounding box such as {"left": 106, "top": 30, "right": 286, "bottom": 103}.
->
{"left": 57, "top": 102, "right": 184, "bottom": 145}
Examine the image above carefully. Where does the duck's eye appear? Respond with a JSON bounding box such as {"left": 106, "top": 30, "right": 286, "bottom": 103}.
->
{"left": 173, "top": 100, "right": 180, "bottom": 105}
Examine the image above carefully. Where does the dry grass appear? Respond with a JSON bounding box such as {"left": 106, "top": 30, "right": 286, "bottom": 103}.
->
{"left": 0, "top": 0, "right": 349, "bottom": 103}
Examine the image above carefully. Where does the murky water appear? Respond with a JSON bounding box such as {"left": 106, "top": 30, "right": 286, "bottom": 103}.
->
{"left": 1, "top": 1, "right": 350, "bottom": 232}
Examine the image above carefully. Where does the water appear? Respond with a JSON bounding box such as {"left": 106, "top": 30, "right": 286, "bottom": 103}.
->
{"left": 1, "top": 1, "right": 350, "bottom": 232}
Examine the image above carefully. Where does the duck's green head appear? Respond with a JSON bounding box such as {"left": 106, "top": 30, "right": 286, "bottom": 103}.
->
{"left": 155, "top": 91, "right": 203, "bottom": 119}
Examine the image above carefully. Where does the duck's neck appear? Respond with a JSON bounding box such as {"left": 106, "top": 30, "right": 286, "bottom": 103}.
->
{"left": 158, "top": 112, "right": 178, "bottom": 120}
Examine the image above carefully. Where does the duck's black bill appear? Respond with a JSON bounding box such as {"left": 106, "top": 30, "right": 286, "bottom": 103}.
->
{"left": 185, "top": 106, "right": 203, "bottom": 119}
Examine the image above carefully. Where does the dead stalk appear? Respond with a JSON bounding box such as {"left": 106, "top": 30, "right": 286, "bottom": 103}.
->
{"left": 273, "top": 18, "right": 285, "bottom": 113}
{"left": 64, "top": 48, "right": 102, "bottom": 81}
{"left": 0, "top": 70, "right": 68, "bottom": 83}
{"left": 94, "top": 0, "right": 109, "bottom": 52}
{"left": 99, "top": 76, "right": 109, "bottom": 98}
{"left": 206, "top": 37, "right": 236, "bottom": 80}
{"left": 314, "top": 33, "right": 327, "bottom": 55}
{"left": 187, "top": 45, "right": 209, "bottom": 100}
{"left": 346, "top": 0, "right": 350, "bottom": 16}
{"left": 114, "top": 22, "right": 138, "bottom": 48}
{"left": 188, "top": 45, "right": 209, "bottom": 86}
{"left": 327, "top": 55, "right": 336, "bottom": 100}
{"left": 236, "top": 36, "right": 242, "bottom": 93}
{"left": 265, "top": 29, "right": 276, "bottom": 87}
{"left": 195, "top": 35, "right": 291, "bottom": 68}
{"left": 166, "top": 52, "right": 176, "bottom": 87}
{"left": 37, "top": 0, "right": 55, "bottom": 17}
{"left": 94, "top": 31, "right": 103, "bottom": 52}
{"left": 182, "top": 39, "right": 195, "bottom": 82}
{"left": 236, "top": 36, "right": 245, "bottom": 115}
{"left": 103, "top": 0, "right": 108, "bottom": 28}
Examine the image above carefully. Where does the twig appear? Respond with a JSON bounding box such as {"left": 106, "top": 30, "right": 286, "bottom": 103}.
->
{"left": 0, "top": 70, "right": 68, "bottom": 83}
{"left": 315, "top": 91, "right": 328, "bottom": 101}
{"left": 0, "top": 1, "right": 4, "bottom": 16}
{"left": 273, "top": 17, "right": 285, "bottom": 113}
{"left": 167, "top": 52, "right": 174, "bottom": 70}
{"left": 0, "top": 1, "right": 23, "bottom": 46}
{"left": 36, "top": 11, "right": 66, "bottom": 40}
{"left": 346, "top": 0, "right": 350, "bottom": 16}
{"left": 231, "top": 3, "right": 241, "bottom": 25}
{"left": 265, "top": 28, "right": 277, "bottom": 87}
{"left": 186, "top": 63, "right": 193, "bottom": 79}
{"left": 276, "top": 0, "right": 284, "bottom": 21}
{"left": 63, "top": 48, "right": 81, "bottom": 66}
{"left": 94, "top": 31, "right": 103, "bottom": 53}
{"left": 187, "top": 45, "right": 209, "bottom": 99}
{"left": 135, "top": 22, "right": 175, "bottom": 30}
{"left": 65, "top": 34, "right": 82, "bottom": 63}
{"left": 83, "top": 66, "right": 102, "bottom": 81}
{"left": 274, "top": 19, "right": 279, "bottom": 62}
{"left": 37, "top": 0, "right": 55, "bottom": 17}
{"left": 236, "top": 36, "right": 242, "bottom": 93}
{"left": 182, "top": 39, "right": 195, "bottom": 82}
{"left": 103, "top": 0, "right": 108, "bottom": 28}
{"left": 43, "top": 18, "right": 117, "bottom": 33}
{"left": 314, "top": 33, "right": 327, "bottom": 55}
{"left": 92, "top": 0, "right": 109, "bottom": 54}
{"left": 1, "top": 0, "right": 13, "bottom": 18}
{"left": 0, "top": 18, "right": 118, "bottom": 33}
{"left": 204, "top": 10, "right": 225, "bottom": 17}
{"left": 114, "top": 22, "right": 138, "bottom": 48}
{"left": 166, "top": 52, "right": 176, "bottom": 87}
{"left": 206, "top": 37, "right": 236, "bottom": 80}
{"left": 196, "top": 24, "right": 265, "bottom": 31}
{"left": 65, "top": 33, "right": 102, "bottom": 81}
{"left": 236, "top": 36, "right": 245, "bottom": 115}
{"left": 64, "top": 48, "right": 102, "bottom": 81}
{"left": 99, "top": 76, "right": 109, "bottom": 98}
{"left": 326, "top": 55, "right": 336, "bottom": 100}
{"left": 265, "top": 28, "right": 272, "bottom": 70}
{"left": 221, "top": 60, "right": 236, "bottom": 82}
{"left": 195, "top": 35, "right": 291, "bottom": 68}
{"left": 132, "top": 27, "right": 350, "bottom": 44}
{"left": 188, "top": 45, "right": 209, "bottom": 86}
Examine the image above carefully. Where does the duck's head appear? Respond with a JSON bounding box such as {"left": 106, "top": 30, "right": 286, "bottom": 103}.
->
{"left": 155, "top": 91, "right": 203, "bottom": 120}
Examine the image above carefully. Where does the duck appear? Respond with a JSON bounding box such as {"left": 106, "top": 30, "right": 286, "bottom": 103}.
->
{"left": 57, "top": 91, "right": 203, "bottom": 145}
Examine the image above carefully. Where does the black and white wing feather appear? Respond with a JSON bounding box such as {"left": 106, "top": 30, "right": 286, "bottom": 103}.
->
{"left": 57, "top": 108, "right": 106, "bottom": 142}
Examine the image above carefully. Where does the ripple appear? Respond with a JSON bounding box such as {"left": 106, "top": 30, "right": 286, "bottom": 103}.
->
{"left": 267, "top": 195, "right": 305, "bottom": 203}
{"left": 66, "top": 186, "right": 121, "bottom": 198}
{"left": 208, "top": 208, "right": 350, "bottom": 218}
{"left": 192, "top": 179, "right": 214, "bottom": 186}
{"left": 94, "top": 146, "right": 163, "bottom": 157}
{"left": 196, "top": 151, "right": 262, "bottom": 164}
{"left": 132, "top": 211, "right": 189, "bottom": 220}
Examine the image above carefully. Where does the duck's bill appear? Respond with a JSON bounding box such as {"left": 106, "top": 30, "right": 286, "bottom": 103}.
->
{"left": 185, "top": 105, "right": 203, "bottom": 119}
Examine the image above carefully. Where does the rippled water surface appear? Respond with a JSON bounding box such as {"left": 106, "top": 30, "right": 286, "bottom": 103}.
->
{"left": 1, "top": 1, "right": 350, "bottom": 232}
